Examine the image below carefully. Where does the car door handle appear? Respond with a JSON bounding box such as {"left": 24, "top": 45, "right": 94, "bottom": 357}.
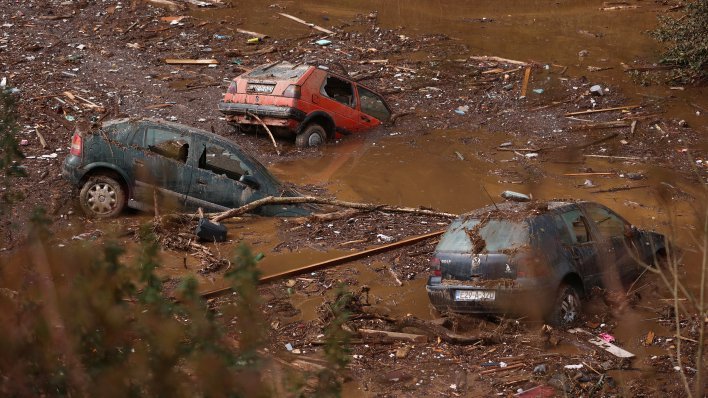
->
{"left": 197, "top": 179, "right": 208, "bottom": 185}
{"left": 360, "top": 115, "right": 371, "bottom": 122}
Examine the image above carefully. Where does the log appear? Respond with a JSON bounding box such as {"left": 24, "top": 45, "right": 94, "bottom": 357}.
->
{"left": 358, "top": 328, "right": 427, "bottom": 343}
{"left": 469, "top": 55, "right": 528, "bottom": 66}
{"left": 570, "top": 120, "right": 632, "bottom": 130}
{"left": 565, "top": 105, "right": 640, "bottom": 116}
{"left": 584, "top": 154, "right": 643, "bottom": 160}
{"left": 360, "top": 312, "right": 499, "bottom": 345}
{"left": 563, "top": 172, "right": 615, "bottom": 176}
{"left": 198, "top": 229, "right": 445, "bottom": 300}
{"left": 211, "top": 195, "right": 458, "bottom": 223}
{"left": 479, "top": 363, "right": 524, "bottom": 375}
{"left": 278, "top": 12, "right": 334, "bottom": 34}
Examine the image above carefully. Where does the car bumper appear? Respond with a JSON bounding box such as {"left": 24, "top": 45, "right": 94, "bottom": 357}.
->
{"left": 218, "top": 102, "right": 306, "bottom": 121}
{"left": 426, "top": 277, "right": 552, "bottom": 315}
{"left": 61, "top": 154, "right": 83, "bottom": 185}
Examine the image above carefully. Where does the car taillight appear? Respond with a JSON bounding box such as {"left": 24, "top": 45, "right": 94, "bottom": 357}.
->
{"left": 70, "top": 133, "right": 82, "bottom": 156}
{"left": 227, "top": 81, "right": 238, "bottom": 94}
{"left": 430, "top": 257, "right": 441, "bottom": 277}
{"left": 283, "top": 84, "right": 301, "bottom": 99}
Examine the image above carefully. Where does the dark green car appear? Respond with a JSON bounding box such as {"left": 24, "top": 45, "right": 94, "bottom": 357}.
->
{"left": 62, "top": 118, "right": 309, "bottom": 218}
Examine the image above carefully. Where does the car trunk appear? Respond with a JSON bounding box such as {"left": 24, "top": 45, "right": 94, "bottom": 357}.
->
{"left": 434, "top": 218, "right": 529, "bottom": 282}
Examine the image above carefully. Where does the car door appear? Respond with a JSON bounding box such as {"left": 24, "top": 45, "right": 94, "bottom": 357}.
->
{"left": 356, "top": 85, "right": 391, "bottom": 128}
{"left": 313, "top": 74, "right": 361, "bottom": 134}
{"left": 125, "top": 123, "right": 193, "bottom": 211}
{"left": 189, "top": 135, "right": 259, "bottom": 211}
{"left": 584, "top": 204, "right": 641, "bottom": 283}
{"left": 558, "top": 208, "right": 602, "bottom": 287}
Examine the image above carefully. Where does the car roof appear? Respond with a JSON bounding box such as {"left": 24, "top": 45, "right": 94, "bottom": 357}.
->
{"left": 459, "top": 200, "right": 585, "bottom": 222}
{"left": 103, "top": 117, "right": 230, "bottom": 144}
{"left": 244, "top": 61, "right": 313, "bottom": 81}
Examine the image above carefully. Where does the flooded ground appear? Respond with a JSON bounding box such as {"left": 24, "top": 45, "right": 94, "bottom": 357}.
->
{"left": 0, "top": 0, "right": 705, "bottom": 396}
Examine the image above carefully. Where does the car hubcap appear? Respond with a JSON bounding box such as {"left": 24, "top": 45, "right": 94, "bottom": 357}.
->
{"left": 560, "top": 293, "right": 579, "bottom": 323}
{"left": 87, "top": 183, "right": 117, "bottom": 215}
{"left": 308, "top": 133, "right": 322, "bottom": 146}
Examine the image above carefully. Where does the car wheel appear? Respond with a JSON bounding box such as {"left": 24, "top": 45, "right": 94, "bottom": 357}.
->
{"left": 296, "top": 123, "right": 326, "bottom": 147}
{"left": 548, "top": 284, "right": 582, "bottom": 327}
{"left": 79, "top": 174, "right": 127, "bottom": 218}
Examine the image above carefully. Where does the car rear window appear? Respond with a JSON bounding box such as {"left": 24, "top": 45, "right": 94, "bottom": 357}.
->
{"left": 437, "top": 219, "right": 529, "bottom": 253}
{"left": 246, "top": 62, "right": 310, "bottom": 80}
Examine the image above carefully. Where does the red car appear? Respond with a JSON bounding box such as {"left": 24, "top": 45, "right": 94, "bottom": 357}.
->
{"left": 218, "top": 61, "right": 392, "bottom": 147}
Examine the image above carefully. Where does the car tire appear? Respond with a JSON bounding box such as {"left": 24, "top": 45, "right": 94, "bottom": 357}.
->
{"left": 548, "top": 284, "right": 582, "bottom": 327}
{"left": 79, "top": 174, "right": 127, "bottom": 218}
{"left": 296, "top": 123, "right": 326, "bottom": 147}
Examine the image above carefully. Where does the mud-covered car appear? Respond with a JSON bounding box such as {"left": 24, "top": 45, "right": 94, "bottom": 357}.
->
{"left": 426, "top": 201, "right": 667, "bottom": 326}
{"left": 218, "top": 61, "right": 392, "bottom": 147}
{"left": 62, "top": 118, "right": 309, "bottom": 218}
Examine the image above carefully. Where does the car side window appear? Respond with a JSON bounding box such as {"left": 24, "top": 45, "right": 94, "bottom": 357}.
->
{"left": 321, "top": 76, "right": 355, "bottom": 107}
{"left": 198, "top": 141, "right": 250, "bottom": 181}
{"left": 560, "top": 210, "right": 592, "bottom": 244}
{"left": 585, "top": 205, "right": 626, "bottom": 240}
{"left": 132, "top": 127, "right": 191, "bottom": 163}
{"left": 358, "top": 86, "right": 391, "bottom": 121}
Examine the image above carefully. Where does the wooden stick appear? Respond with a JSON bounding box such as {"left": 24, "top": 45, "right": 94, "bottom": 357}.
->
{"left": 278, "top": 12, "right": 334, "bottom": 34}
{"left": 469, "top": 55, "right": 528, "bottom": 66}
{"left": 236, "top": 28, "right": 268, "bottom": 39}
{"left": 211, "top": 196, "right": 458, "bottom": 223}
{"left": 246, "top": 111, "right": 280, "bottom": 156}
{"left": 520, "top": 66, "right": 531, "bottom": 97}
{"left": 198, "top": 229, "right": 445, "bottom": 299}
{"left": 35, "top": 128, "right": 48, "bottom": 149}
{"left": 164, "top": 58, "right": 218, "bottom": 65}
{"left": 570, "top": 120, "right": 632, "bottom": 130}
{"left": 479, "top": 363, "right": 524, "bottom": 375}
{"left": 565, "top": 105, "right": 640, "bottom": 117}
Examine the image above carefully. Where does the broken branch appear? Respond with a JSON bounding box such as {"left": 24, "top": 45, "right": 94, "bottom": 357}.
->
{"left": 246, "top": 111, "right": 280, "bottom": 156}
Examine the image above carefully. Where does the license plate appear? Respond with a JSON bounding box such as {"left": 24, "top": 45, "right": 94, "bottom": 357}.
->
{"left": 455, "top": 290, "right": 495, "bottom": 301}
{"left": 247, "top": 83, "right": 275, "bottom": 93}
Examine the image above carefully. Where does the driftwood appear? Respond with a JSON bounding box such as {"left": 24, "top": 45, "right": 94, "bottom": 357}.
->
{"left": 565, "top": 105, "right": 640, "bottom": 117}
{"left": 520, "top": 66, "right": 531, "bottom": 97}
{"left": 211, "top": 195, "right": 458, "bottom": 223}
{"left": 164, "top": 58, "right": 218, "bottom": 65}
{"left": 569, "top": 120, "right": 632, "bottom": 130}
{"left": 358, "top": 328, "right": 427, "bottom": 343}
{"left": 236, "top": 28, "right": 268, "bottom": 39}
{"left": 359, "top": 311, "right": 499, "bottom": 345}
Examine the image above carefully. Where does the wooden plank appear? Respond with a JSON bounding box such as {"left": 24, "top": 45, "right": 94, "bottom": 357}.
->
{"left": 278, "top": 12, "right": 334, "bottom": 34}
{"left": 479, "top": 363, "right": 524, "bottom": 375}
{"left": 520, "top": 66, "right": 531, "bottom": 97}
{"left": 586, "top": 336, "right": 635, "bottom": 358}
{"left": 164, "top": 58, "right": 219, "bottom": 65}
{"left": 359, "top": 328, "right": 427, "bottom": 343}
{"left": 565, "top": 105, "right": 640, "bottom": 117}
{"left": 563, "top": 172, "right": 615, "bottom": 176}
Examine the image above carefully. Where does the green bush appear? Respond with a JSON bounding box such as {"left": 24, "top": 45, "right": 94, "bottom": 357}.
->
{"left": 652, "top": 1, "right": 708, "bottom": 83}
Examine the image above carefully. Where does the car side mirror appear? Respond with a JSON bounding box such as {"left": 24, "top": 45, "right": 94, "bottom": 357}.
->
{"left": 239, "top": 174, "right": 260, "bottom": 190}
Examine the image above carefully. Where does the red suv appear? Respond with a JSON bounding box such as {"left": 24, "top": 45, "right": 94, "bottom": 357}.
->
{"left": 218, "top": 61, "right": 392, "bottom": 147}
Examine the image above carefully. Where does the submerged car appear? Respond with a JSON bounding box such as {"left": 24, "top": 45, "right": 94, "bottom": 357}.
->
{"left": 426, "top": 201, "right": 667, "bottom": 326}
{"left": 62, "top": 118, "right": 309, "bottom": 218}
{"left": 218, "top": 61, "right": 392, "bottom": 147}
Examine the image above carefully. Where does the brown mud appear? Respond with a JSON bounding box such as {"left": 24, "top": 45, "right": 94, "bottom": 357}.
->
{"left": 1, "top": 0, "right": 706, "bottom": 396}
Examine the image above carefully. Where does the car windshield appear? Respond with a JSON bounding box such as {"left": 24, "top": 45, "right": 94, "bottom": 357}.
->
{"left": 437, "top": 218, "right": 529, "bottom": 253}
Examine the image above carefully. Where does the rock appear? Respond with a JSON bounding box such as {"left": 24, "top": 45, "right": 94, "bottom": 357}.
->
{"left": 625, "top": 172, "right": 644, "bottom": 180}
{"left": 678, "top": 119, "right": 688, "bottom": 127}
{"left": 578, "top": 49, "right": 589, "bottom": 57}
{"left": 590, "top": 84, "right": 604, "bottom": 96}
{"left": 533, "top": 364, "right": 547, "bottom": 374}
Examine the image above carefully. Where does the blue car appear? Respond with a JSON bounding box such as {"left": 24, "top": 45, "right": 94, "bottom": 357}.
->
{"left": 426, "top": 201, "right": 667, "bottom": 326}
{"left": 62, "top": 118, "right": 310, "bottom": 218}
